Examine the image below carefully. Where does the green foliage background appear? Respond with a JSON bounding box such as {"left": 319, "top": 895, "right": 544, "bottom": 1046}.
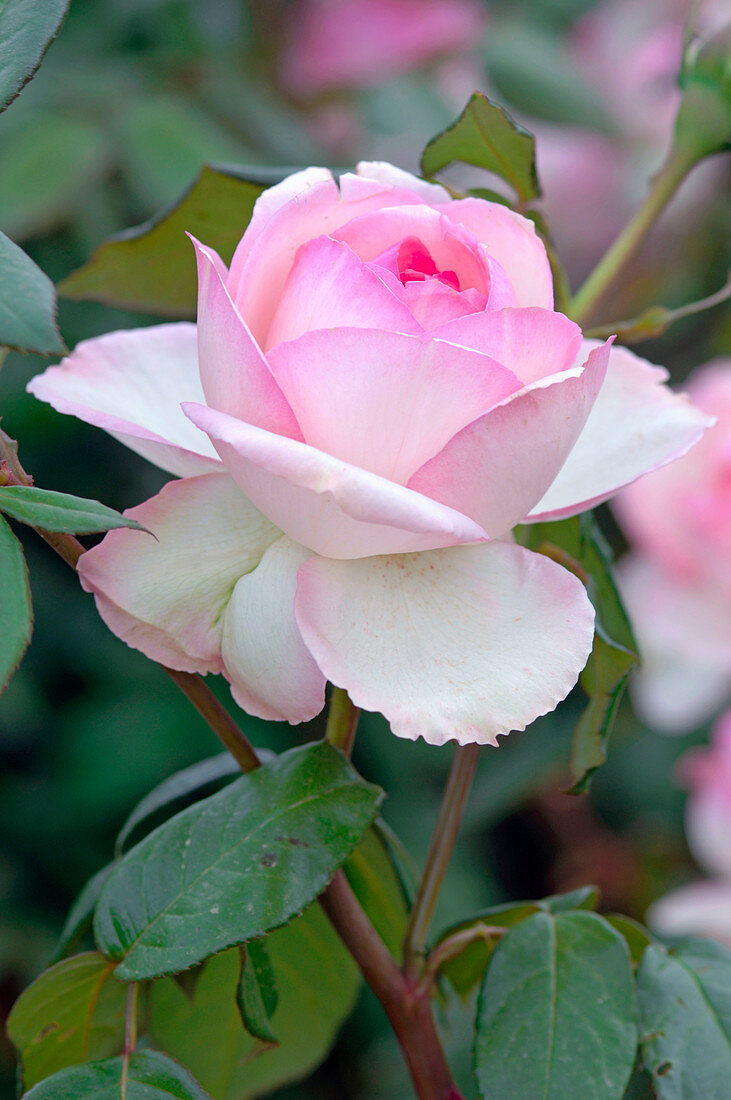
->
{"left": 0, "top": 1, "right": 729, "bottom": 1097}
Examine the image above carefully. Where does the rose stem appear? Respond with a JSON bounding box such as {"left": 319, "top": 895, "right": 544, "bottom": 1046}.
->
{"left": 402, "top": 743, "right": 481, "bottom": 979}
{"left": 324, "top": 685, "right": 359, "bottom": 757}
{"left": 570, "top": 146, "right": 695, "bottom": 326}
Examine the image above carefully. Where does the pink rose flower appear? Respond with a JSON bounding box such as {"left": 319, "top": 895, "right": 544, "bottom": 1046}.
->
{"left": 615, "top": 360, "right": 731, "bottom": 732}
{"left": 28, "top": 163, "right": 709, "bottom": 745}
{"left": 648, "top": 710, "right": 731, "bottom": 945}
{"left": 280, "top": 0, "right": 486, "bottom": 98}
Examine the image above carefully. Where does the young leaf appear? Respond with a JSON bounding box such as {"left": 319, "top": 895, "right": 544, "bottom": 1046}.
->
{"left": 51, "top": 864, "right": 115, "bottom": 962}
{"left": 0, "top": 231, "right": 64, "bottom": 354}
{"left": 237, "top": 940, "right": 278, "bottom": 1045}
{"left": 59, "top": 164, "right": 270, "bottom": 317}
{"left": 0, "top": 513, "right": 32, "bottom": 694}
{"left": 637, "top": 939, "right": 731, "bottom": 1098}
{"left": 148, "top": 904, "right": 359, "bottom": 1100}
{"left": 0, "top": 485, "right": 147, "bottom": 534}
{"left": 421, "top": 93, "right": 540, "bottom": 205}
{"left": 6, "top": 952, "right": 127, "bottom": 1091}
{"left": 475, "top": 911, "right": 638, "bottom": 1100}
{"left": 94, "top": 742, "right": 383, "bottom": 980}
{"left": 0, "top": 0, "right": 68, "bottom": 112}
{"left": 518, "top": 513, "right": 638, "bottom": 792}
{"left": 22, "top": 1050, "right": 213, "bottom": 1099}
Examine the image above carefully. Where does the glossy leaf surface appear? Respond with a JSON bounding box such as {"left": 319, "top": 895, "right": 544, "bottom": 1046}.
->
{"left": 0, "top": 485, "right": 146, "bottom": 534}
{"left": 22, "top": 1050, "right": 213, "bottom": 1099}
{"left": 0, "top": 0, "right": 68, "bottom": 112}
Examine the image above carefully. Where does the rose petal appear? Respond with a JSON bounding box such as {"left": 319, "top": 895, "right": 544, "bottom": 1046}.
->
{"left": 409, "top": 341, "right": 610, "bottom": 537}
{"left": 183, "top": 402, "right": 487, "bottom": 559}
{"left": 221, "top": 537, "right": 326, "bottom": 723}
{"left": 265, "top": 235, "right": 421, "bottom": 350}
{"left": 430, "top": 306, "right": 583, "bottom": 385}
{"left": 529, "top": 342, "right": 714, "bottom": 521}
{"left": 191, "top": 237, "right": 302, "bottom": 438}
{"left": 446, "top": 197, "right": 554, "bottom": 308}
{"left": 267, "top": 327, "right": 521, "bottom": 483}
{"left": 78, "top": 473, "right": 281, "bottom": 673}
{"left": 648, "top": 881, "right": 731, "bottom": 946}
{"left": 355, "top": 161, "right": 451, "bottom": 202}
{"left": 687, "top": 790, "right": 731, "bottom": 881}
{"left": 295, "top": 540, "right": 595, "bottom": 745}
{"left": 27, "top": 324, "right": 219, "bottom": 476}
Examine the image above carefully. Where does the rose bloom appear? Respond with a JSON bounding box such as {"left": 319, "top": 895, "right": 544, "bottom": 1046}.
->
{"left": 28, "top": 163, "right": 708, "bottom": 746}
{"left": 648, "top": 710, "right": 731, "bottom": 946}
{"left": 615, "top": 360, "right": 731, "bottom": 733}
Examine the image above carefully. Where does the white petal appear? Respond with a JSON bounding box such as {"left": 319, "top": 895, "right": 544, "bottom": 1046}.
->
{"left": 648, "top": 881, "right": 731, "bottom": 947}
{"left": 295, "top": 541, "right": 595, "bottom": 745}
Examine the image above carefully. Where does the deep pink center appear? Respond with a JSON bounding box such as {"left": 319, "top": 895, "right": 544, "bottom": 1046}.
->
{"left": 395, "top": 236, "right": 460, "bottom": 291}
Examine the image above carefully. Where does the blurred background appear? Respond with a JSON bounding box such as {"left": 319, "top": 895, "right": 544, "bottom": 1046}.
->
{"left": 0, "top": 0, "right": 729, "bottom": 1096}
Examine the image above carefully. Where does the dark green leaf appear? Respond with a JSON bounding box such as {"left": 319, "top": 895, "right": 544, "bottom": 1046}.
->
{"left": 637, "top": 940, "right": 731, "bottom": 1098}
{"left": 149, "top": 904, "right": 359, "bottom": 1100}
{"left": 541, "top": 884, "right": 599, "bottom": 913}
{"left": 605, "top": 915, "right": 653, "bottom": 966}
{"left": 518, "top": 513, "right": 638, "bottom": 791}
{"left": 0, "top": 485, "right": 146, "bottom": 534}
{"left": 237, "top": 940, "right": 278, "bottom": 1045}
{"left": 115, "top": 752, "right": 254, "bottom": 856}
{"left": 52, "top": 864, "right": 115, "bottom": 963}
{"left": 475, "top": 911, "right": 637, "bottom": 1099}
{"left": 0, "top": 0, "right": 68, "bottom": 112}
{"left": 0, "top": 513, "right": 32, "bottom": 694}
{"left": 22, "top": 1050, "right": 213, "bottom": 1099}
{"left": 6, "top": 952, "right": 127, "bottom": 1090}
{"left": 421, "top": 93, "right": 540, "bottom": 204}
{"left": 59, "top": 164, "right": 268, "bottom": 317}
{"left": 94, "top": 742, "right": 383, "bottom": 980}
{"left": 0, "top": 230, "right": 64, "bottom": 353}
{"left": 343, "top": 823, "right": 410, "bottom": 960}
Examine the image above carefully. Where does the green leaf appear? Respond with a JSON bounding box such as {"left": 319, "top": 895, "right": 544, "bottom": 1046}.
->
{"left": 342, "top": 823, "right": 410, "bottom": 961}
{"left": 475, "top": 910, "right": 638, "bottom": 1099}
{"left": 605, "top": 915, "right": 653, "bottom": 967}
{"left": 51, "top": 864, "right": 115, "bottom": 963}
{"left": 518, "top": 513, "right": 638, "bottom": 792}
{"left": 6, "top": 952, "right": 127, "bottom": 1091}
{"left": 237, "top": 940, "right": 278, "bottom": 1045}
{"left": 0, "top": 0, "right": 68, "bottom": 113}
{"left": 437, "top": 886, "right": 598, "bottom": 997}
{"left": 0, "top": 485, "right": 146, "bottom": 534}
{"left": 637, "top": 939, "right": 731, "bottom": 1097}
{"left": 0, "top": 230, "right": 64, "bottom": 353}
{"left": 59, "top": 164, "right": 269, "bottom": 317}
{"left": 0, "top": 513, "right": 32, "bottom": 694}
{"left": 115, "top": 752, "right": 247, "bottom": 856}
{"left": 149, "top": 904, "right": 359, "bottom": 1100}
{"left": 94, "top": 742, "right": 383, "bottom": 980}
{"left": 421, "top": 93, "right": 540, "bottom": 204}
{"left": 22, "top": 1050, "right": 213, "bottom": 1099}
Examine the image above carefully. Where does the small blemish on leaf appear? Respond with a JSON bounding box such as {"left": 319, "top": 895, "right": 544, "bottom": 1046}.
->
{"left": 261, "top": 852, "right": 278, "bottom": 867}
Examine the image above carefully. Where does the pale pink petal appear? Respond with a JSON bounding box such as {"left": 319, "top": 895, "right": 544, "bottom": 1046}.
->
{"left": 334, "top": 205, "right": 490, "bottom": 295}
{"left": 400, "top": 280, "right": 487, "bottom": 327}
{"left": 430, "top": 307, "right": 583, "bottom": 385}
{"left": 618, "top": 556, "right": 731, "bottom": 733}
{"left": 409, "top": 342, "right": 610, "bottom": 538}
{"left": 445, "top": 198, "right": 553, "bottom": 308}
{"left": 648, "top": 881, "right": 731, "bottom": 947}
{"left": 687, "top": 789, "right": 731, "bottom": 880}
{"left": 27, "top": 324, "right": 219, "bottom": 477}
{"left": 528, "top": 342, "right": 714, "bottom": 521}
{"left": 295, "top": 541, "right": 595, "bottom": 745}
{"left": 265, "top": 236, "right": 421, "bottom": 350}
{"left": 354, "top": 161, "right": 451, "bottom": 202}
{"left": 191, "top": 237, "right": 302, "bottom": 438}
{"left": 78, "top": 473, "right": 281, "bottom": 673}
{"left": 183, "top": 402, "right": 487, "bottom": 559}
{"left": 221, "top": 537, "right": 325, "bottom": 723}
{"left": 267, "top": 328, "right": 521, "bottom": 483}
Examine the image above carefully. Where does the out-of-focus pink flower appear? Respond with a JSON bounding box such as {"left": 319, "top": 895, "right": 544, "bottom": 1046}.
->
{"left": 28, "top": 164, "right": 709, "bottom": 745}
{"left": 615, "top": 360, "right": 731, "bottom": 732}
{"left": 649, "top": 710, "right": 731, "bottom": 945}
{"left": 281, "top": 0, "right": 487, "bottom": 98}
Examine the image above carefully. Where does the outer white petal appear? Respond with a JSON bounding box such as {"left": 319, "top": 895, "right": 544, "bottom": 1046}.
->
{"left": 529, "top": 342, "right": 713, "bottom": 521}
{"left": 295, "top": 541, "right": 595, "bottom": 746}
{"left": 687, "top": 791, "right": 731, "bottom": 880}
{"left": 648, "top": 881, "right": 731, "bottom": 947}
{"left": 27, "top": 324, "right": 219, "bottom": 476}
{"left": 355, "top": 161, "right": 452, "bottom": 202}
{"left": 221, "top": 537, "right": 326, "bottom": 724}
